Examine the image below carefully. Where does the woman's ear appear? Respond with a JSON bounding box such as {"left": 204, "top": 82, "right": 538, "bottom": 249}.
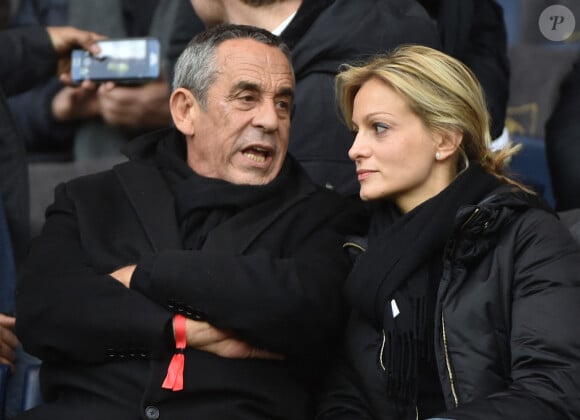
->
{"left": 434, "top": 129, "right": 463, "bottom": 160}
{"left": 170, "top": 88, "right": 197, "bottom": 136}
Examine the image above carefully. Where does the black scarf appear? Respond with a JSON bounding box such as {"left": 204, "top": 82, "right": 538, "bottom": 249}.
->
{"left": 154, "top": 132, "right": 295, "bottom": 250}
{"left": 344, "top": 164, "right": 502, "bottom": 405}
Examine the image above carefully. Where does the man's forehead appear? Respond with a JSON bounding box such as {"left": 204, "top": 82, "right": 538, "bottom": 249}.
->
{"left": 216, "top": 39, "right": 293, "bottom": 76}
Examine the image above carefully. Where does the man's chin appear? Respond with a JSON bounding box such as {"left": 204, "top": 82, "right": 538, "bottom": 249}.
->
{"left": 220, "top": 170, "right": 268, "bottom": 185}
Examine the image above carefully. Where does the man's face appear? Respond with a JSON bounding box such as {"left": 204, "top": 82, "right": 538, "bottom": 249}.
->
{"left": 186, "top": 38, "right": 294, "bottom": 185}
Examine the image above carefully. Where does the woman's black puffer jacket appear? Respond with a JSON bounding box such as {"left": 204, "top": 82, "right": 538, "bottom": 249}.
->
{"left": 318, "top": 186, "right": 580, "bottom": 420}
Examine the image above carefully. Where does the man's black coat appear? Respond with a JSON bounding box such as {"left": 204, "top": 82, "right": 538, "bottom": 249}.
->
{"left": 15, "top": 129, "right": 368, "bottom": 420}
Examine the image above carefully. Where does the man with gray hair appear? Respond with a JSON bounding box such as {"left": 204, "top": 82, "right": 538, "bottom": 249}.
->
{"left": 15, "top": 24, "right": 367, "bottom": 420}
{"left": 191, "top": 0, "right": 440, "bottom": 196}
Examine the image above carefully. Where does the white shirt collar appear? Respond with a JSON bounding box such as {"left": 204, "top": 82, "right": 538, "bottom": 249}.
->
{"left": 271, "top": 11, "right": 297, "bottom": 36}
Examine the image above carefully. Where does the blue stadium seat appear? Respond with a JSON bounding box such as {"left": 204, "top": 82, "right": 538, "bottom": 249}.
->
{"left": 0, "top": 364, "right": 9, "bottom": 420}
{"left": 0, "top": 196, "right": 14, "bottom": 420}
{"left": 21, "top": 364, "right": 42, "bottom": 412}
{"left": 0, "top": 195, "right": 15, "bottom": 315}
{"left": 507, "top": 134, "right": 555, "bottom": 207}
{"left": 497, "top": 0, "right": 578, "bottom": 211}
{"left": 0, "top": 197, "right": 16, "bottom": 420}
{"left": 495, "top": 0, "right": 521, "bottom": 45}
{"left": 0, "top": 197, "right": 43, "bottom": 417}
{"left": 496, "top": 0, "right": 580, "bottom": 47}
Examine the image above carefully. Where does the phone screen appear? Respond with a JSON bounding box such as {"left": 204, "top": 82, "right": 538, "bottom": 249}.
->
{"left": 71, "top": 37, "right": 160, "bottom": 84}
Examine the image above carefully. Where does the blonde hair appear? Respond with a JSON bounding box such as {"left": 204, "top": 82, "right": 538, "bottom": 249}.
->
{"left": 336, "top": 44, "right": 526, "bottom": 188}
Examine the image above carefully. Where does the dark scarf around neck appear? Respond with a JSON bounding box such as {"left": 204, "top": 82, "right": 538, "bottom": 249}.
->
{"left": 345, "top": 164, "right": 502, "bottom": 405}
{"left": 154, "top": 131, "right": 297, "bottom": 249}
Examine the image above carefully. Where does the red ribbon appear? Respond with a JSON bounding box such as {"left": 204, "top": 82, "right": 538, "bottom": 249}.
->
{"left": 162, "top": 314, "right": 187, "bottom": 391}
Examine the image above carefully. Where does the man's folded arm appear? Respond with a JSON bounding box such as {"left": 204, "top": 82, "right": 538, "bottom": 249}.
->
{"left": 129, "top": 213, "right": 355, "bottom": 359}
{"left": 15, "top": 183, "right": 174, "bottom": 363}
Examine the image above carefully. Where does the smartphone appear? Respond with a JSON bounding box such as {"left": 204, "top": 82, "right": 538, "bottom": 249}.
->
{"left": 71, "top": 37, "right": 161, "bottom": 85}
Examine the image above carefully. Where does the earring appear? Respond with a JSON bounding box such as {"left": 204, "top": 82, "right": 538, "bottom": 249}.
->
{"left": 435, "top": 152, "right": 441, "bottom": 160}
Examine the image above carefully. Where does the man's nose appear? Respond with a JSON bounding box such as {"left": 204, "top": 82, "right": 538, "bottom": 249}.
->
{"left": 253, "top": 101, "right": 279, "bottom": 132}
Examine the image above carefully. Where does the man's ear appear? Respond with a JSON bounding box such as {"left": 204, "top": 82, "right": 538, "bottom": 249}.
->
{"left": 170, "top": 88, "right": 198, "bottom": 136}
{"left": 434, "top": 128, "right": 463, "bottom": 160}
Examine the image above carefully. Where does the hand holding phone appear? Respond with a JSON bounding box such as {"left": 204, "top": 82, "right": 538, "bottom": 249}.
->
{"left": 71, "top": 37, "right": 161, "bottom": 85}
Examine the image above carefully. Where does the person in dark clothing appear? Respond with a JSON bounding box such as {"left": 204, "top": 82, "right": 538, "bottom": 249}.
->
{"left": 10, "top": 0, "right": 205, "bottom": 241}
{"left": 0, "top": 0, "right": 11, "bottom": 28}
{"left": 8, "top": 0, "right": 203, "bottom": 161}
{"left": 191, "top": 0, "right": 440, "bottom": 196}
{"left": 418, "top": 0, "right": 510, "bottom": 140}
{"left": 14, "top": 24, "right": 368, "bottom": 420}
{"left": 0, "top": 25, "right": 100, "bottom": 261}
{"left": 546, "top": 54, "right": 580, "bottom": 211}
{"left": 0, "top": 24, "right": 102, "bottom": 418}
{"left": 316, "top": 45, "right": 580, "bottom": 419}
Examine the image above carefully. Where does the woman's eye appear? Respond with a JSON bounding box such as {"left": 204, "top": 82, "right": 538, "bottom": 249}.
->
{"left": 374, "top": 123, "right": 389, "bottom": 134}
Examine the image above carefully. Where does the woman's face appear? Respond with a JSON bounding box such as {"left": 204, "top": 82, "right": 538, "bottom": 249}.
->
{"left": 349, "top": 77, "right": 446, "bottom": 212}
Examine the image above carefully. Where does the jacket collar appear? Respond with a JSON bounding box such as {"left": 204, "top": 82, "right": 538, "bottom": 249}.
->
{"left": 455, "top": 184, "right": 556, "bottom": 235}
{"left": 114, "top": 161, "right": 181, "bottom": 252}
{"left": 281, "top": 0, "right": 334, "bottom": 49}
{"left": 113, "top": 156, "right": 317, "bottom": 254}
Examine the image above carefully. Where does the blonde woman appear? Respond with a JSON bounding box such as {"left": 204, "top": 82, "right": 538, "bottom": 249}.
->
{"left": 316, "top": 45, "right": 580, "bottom": 420}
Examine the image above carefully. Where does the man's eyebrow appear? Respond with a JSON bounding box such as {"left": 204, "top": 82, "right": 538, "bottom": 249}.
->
{"left": 276, "top": 86, "right": 294, "bottom": 99}
{"left": 231, "top": 81, "right": 260, "bottom": 94}
{"left": 230, "top": 81, "right": 293, "bottom": 99}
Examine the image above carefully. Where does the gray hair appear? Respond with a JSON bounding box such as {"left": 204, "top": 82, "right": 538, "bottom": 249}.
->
{"left": 172, "top": 24, "right": 293, "bottom": 109}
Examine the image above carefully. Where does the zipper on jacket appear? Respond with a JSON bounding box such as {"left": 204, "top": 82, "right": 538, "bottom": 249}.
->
{"left": 441, "top": 315, "right": 459, "bottom": 407}
{"left": 379, "top": 329, "right": 387, "bottom": 371}
{"left": 342, "top": 241, "right": 366, "bottom": 253}
{"left": 461, "top": 207, "right": 480, "bottom": 230}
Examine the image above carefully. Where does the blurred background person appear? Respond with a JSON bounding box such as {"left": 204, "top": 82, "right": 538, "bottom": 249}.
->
{"left": 546, "top": 54, "right": 580, "bottom": 211}
{"left": 9, "top": 0, "right": 203, "bottom": 161}
{"left": 0, "top": 24, "right": 102, "bottom": 418}
{"left": 8, "top": 0, "right": 204, "bottom": 236}
{"left": 417, "top": 0, "right": 510, "bottom": 142}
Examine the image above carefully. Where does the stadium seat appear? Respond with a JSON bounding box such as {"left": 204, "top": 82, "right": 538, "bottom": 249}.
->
{"left": 21, "top": 364, "right": 42, "bottom": 412}
{"left": 0, "top": 364, "right": 9, "bottom": 420}
{"left": 507, "top": 134, "right": 555, "bottom": 207}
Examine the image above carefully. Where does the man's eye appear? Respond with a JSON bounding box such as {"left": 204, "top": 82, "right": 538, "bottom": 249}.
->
{"left": 276, "top": 100, "right": 290, "bottom": 111}
{"left": 240, "top": 95, "right": 256, "bottom": 102}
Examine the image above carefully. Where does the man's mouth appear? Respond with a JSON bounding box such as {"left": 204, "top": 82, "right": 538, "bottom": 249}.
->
{"left": 243, "top": 146, "right": 272, "bottom": 163}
